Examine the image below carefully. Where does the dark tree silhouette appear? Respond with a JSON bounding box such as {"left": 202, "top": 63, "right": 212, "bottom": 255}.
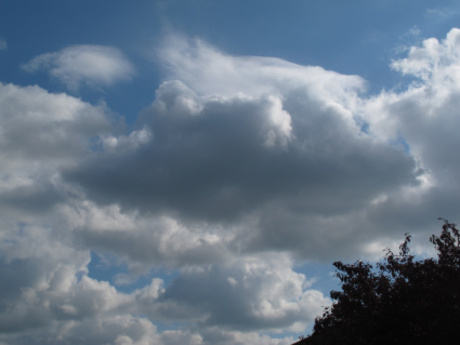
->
{"left": 296, "top": 219, "right": 460, "bottom": 345}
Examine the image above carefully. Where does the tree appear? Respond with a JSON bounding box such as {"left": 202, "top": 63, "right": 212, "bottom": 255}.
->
{"left": 297, "top": 219, "right": 460, "bottom": 345}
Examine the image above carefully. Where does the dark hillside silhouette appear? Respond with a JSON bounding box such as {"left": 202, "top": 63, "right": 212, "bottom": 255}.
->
{"left": 295, "top": 219, "right": 460, "bottom": 345}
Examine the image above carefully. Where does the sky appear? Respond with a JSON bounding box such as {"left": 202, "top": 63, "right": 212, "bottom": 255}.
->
{"left": 1, "top": 1, "right": 460, "bottom": 344}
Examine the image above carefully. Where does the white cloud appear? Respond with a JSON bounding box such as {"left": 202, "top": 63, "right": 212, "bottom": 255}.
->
{"left": 391, "top": 28, "right": 460, "bottom": 83}
{"left": 23, "top": 45, "right": 134, "bottom": 91}
{"left": 0, "top": 82, "right": 111, "bottom": 217}
{"left": 366, "top": 28, "right": 460, "bottom": 186}
{"left": 59, "top": 201, "right": 233, "bottom": 270}
{"left": 3, "top": 28, "right": 460, "bottom": 345}
{"left": 0, "top": 221, "right": 119, "bottom": 333}
{"left": 155, "top": 254, "right": 329, "bottom": 332}
{"left": 158, "top": 34, "right": 366, "bottom": 109}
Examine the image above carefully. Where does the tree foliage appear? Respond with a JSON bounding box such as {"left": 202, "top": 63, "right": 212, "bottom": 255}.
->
{"left": 298, "top": 219, "right": 460, "bottom": 345}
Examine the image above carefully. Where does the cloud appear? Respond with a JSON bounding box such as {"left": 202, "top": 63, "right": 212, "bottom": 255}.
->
{"left": 0, "top": 315, "right": 162, "bottom": 345}
{"left": 391, "top": 28, "right": 460, "bottom": 83}
{"left": 356, "top": 28, "right": 460, "bottom": 233}
{"left": 426, "top": 6, "right": 459, "bottom": 19}
{"left": 0, "top": 78, "right": 318, "bottom": 344}
{"left": 3, "top": 28, "right": 460, "bottom": 344}
{"left": 0, "top": 82, "right": 111, "bottom": 217}
{"left": 64, "top": 36, "right": 419, "bottom": 262}
{"left": 22, "top": 45, "right": 134, "bottom": 91}
{"left": 63, "top": 203, "right": 233, "bottom": 269}
{"left": 0, "top": 83, "right": 122, "bottom": 337}
{"left": 0, "top": 36, "right": 6, "bottom": 50}
{"left": 156, "top": 254, "right": 329, "bottom": 332}
{"left": 369, "top": 29, "right": 460, "bottom": 184}
{"left": 157, "top": 34, "right": 366, "bottom": 101}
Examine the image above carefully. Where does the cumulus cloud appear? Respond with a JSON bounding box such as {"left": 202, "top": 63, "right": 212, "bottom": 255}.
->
{"left": 61, "top": 202, "right": 233, "bottom": 270}
{"left": 3, "top": 28, "right": 460, "bottom": 345}
{"left": 64, "top": 36, "right": 419, "bottom": 261}
{"left": 0, "top": 82, "right": 111, "bottom": 217}
{"left": 0, "top": 315, "right": 163, "bottom": 345}
{"left": 0, "top": 75, "right": 324, "bottom": 344}
{"left": 22, "top": 45, "right": 134, "bottom": 91}
{"left": 156, "top": 254, "right": 328, "bottom": 331}
{"left": 0, "top": 83, "right": 121, "bottom": 338}
{"left": 361, "top": 28, "right": 460, "bottom": 232}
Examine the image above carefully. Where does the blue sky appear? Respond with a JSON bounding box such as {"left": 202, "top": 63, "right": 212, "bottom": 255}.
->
{"left": 1, "top": 1, "right": 460, "bottom": 344}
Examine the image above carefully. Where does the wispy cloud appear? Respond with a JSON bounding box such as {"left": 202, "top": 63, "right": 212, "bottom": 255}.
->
{"left": 426, "top": 6, "right": 458, "bottom": 19}
{"left": 0, "top": 36, "right": 7, "bottom": 50}
{"left": 22, "top": 45, "right": 135, "bottom": 91}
